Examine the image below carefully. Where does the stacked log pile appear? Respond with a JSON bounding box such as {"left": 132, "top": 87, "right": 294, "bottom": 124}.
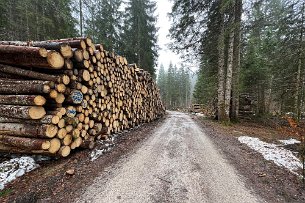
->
{"left": 0, "top": 37, "right": 165, "bottom": 157}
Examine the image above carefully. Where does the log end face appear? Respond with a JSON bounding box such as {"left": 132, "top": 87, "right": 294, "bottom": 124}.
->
{"left": 49, "top": 138, "right": 61, "bottom": 154}
{"left": 42, "top": 140, "right": 51, "bottom": 150}
{"left": 47, "top": 51, "right": 65, "bottom": 69}
{"left": 29, "top": 106, "right": 46, "bottom": 119}
{"left": 46, "top": 124, "right": 58, "bottom": 138}
{"left": 34, "top": 95, "right": 46, "bottom": 106}
{"left": 55, "top": 93, "right": 65, "bottom": 104}
{"left": 39, "top": 48, "right": 48, "bottom": 58}
{"left": 59, "top": 146, "right": 70, "bottom": 157}
{"left": 60, "top": 44, "right": 73, "bottom": 58}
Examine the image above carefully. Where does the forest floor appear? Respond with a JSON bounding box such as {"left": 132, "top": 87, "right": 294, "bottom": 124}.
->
{"left": 0, "top": 111, "right": 305, "bottom": 202}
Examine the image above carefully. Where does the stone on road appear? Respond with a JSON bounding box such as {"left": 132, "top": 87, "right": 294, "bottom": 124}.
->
{"left": 77, "top": 111, "right": 262, "bottom": 203}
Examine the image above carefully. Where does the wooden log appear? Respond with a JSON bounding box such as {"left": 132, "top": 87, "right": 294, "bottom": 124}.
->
{"left": 0, "top": 41, "right": 31, "bottom": 46}
{"left": 0, "top": 135, "right": 50, "bottom": 150}
{"left": 66, "top": 90, "right": 83, "bottom": 104}
{"left": 73, "top": 49, "right": 84, "bottom": 62}
{"left": 0, "top": 64, "right": 63, "bottom": 82}
{"left": 47, "top": 38, "right": 87, "bottom": 49}
{"left": 0, "top": 49, "right": 64, "bottom": 69}
{"left": 0, "top": 45, "right": 47, "bottom": 57}
{"left": 0, "top": 95, "right": 46, "bottom": 106}
{"left": 0, "top": 82, "right": 51, "bottom": 94}
{"left": 80, "top": 140, "right": 96, "bottom": 149}
{"left": 55, "top": 93, "right": 65, "bottom": 104}
{"left": 0, "top": 105, "right": 46, "bottom": 119}
{"left": 0, "top": 115, "right": 59, "bottom": 125}
{"left": 48, "top": 138, "right": 61, "bottom": 154}
{"left": 0, "top": 143, "right": 55, "bottom": 155}
{"left": 58, "top": 145, "right": 70, "bottom": 157}
{"left": 0, "top": 123, "right": 58, "bottom": 138}
{"left": 30, "top": 42, "right": 73, "bottom": 58}
{"left": 70, "top": 137, "right": 82, "bottom": 149}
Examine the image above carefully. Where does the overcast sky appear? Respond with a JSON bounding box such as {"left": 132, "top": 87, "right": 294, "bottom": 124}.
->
{"left": 155, "top": 0, "right": 181, "bottom": 71}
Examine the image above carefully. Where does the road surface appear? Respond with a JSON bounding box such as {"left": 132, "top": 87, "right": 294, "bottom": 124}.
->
{"left": 77, "top": 111, "right": 262, "bottom": 203}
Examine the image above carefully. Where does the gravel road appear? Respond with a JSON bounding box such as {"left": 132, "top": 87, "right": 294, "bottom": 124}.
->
{"left": 77, "top": 111, "right": 262, "bottom": 203}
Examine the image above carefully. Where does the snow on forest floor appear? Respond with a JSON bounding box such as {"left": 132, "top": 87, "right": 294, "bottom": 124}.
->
{"left": 0, "top": 157, "right": 38, "bottom": 190}
{"left": 278, "top": 138, "right": 301, "bottom": 145}
{"left": 238, "top": 136, "right": 303, "bottom": 175}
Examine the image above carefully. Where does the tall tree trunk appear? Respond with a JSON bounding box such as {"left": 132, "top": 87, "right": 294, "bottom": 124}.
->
{"left": 295, "top": 2, "right": 304, "bottom": 121}
{"left": 217, "top": 5, "right": 226, "bottom": 121}
{"left": 231, "top": 0, "right": 242, "bottom": 121}
{"left": 258, "top": 82, "right": 265, "bottom": 116}
{"left": 80, "top": 0, "right": 83, "bottom": 36}
{"left": 225, "top": 15, "right": 235, "bottom": 120}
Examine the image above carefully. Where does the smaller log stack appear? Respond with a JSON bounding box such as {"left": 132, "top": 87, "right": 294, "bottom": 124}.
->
{"left": 0, "top": 38, "right": 165, "bottom": 157}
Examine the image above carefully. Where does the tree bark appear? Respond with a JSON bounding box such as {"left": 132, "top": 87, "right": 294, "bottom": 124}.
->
{"left": 231, "top": 0, "right": 242, "bottom": 121}
{"left": 217, "top": 2, "right": 226, "bottom": 121}
{"left": 295, "top": 1, "right": 304, "bottom": 121}
{"left": 0, "top": 123, "right": 56, "bottom": 138}
{"left": 0, "top": 64, "right": 66, "bottom": 83}
{"left": 0, "top": 81, "right": 51, "bottom": 94}
{"left": 0, "top": 105, "right": 46, "bottom": 120}
{"left": 225, "top": 15, "right": 235, "bottom": 120}
{"left": 0, "top": 135, "right": 50, "bottom": 150}
{"left": 0, "top": 50, "right": 64, "bottom": 69}
{"left": 0, "top": 95, "right": 46, "bottom": 106}
{"left": 0, "top": 44, "right": 47, "bottom": 57}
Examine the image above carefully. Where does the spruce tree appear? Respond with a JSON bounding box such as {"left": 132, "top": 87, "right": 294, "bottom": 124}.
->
{"left": 121, "top": 0, "right": 158, "bottom": 77}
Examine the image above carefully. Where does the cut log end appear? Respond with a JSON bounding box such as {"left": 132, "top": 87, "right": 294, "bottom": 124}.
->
{"left": 34, "top": 95, "right": 46, "bottom": 106}
{"left": 29, "top": 106, "right": 46, "bottom": 119}
{"left": 49, "top": 138, "right": 61, "bottom": 154}
{"left": 47, "top": 51, "right": 64, "bottom": 69}
{"left": 59, "top": 146, "right": 70, "bottom": 157}
{"left": 55, "top": 93, "right": 65, "bottom": 104}
{"left": 45, "top": 124, "right": 58, "bottom": 138}
{"left": 41, "top": 140, "right": 51, "bottom": 150}
{"left": 60, "top": 44, "right": 73, "bottom": 58}
{"left": 82, "top": 70, "right": 90, "bottom": 82}
{"left": 39, "top": 48, "right": 48, "bottom": 58}
{"left": 62, "top": 75, "right": 70, "bottom": 85}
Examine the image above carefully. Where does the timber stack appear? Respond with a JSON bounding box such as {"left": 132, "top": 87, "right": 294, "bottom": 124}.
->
{"left": 0, "top": 37, "right": 165, "bottom": 157}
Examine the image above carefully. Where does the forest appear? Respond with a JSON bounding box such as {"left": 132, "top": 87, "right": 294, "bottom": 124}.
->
{"left": 0, "top": 0, "right": 158, "bottom": 77}
{"left": 163, "top": 0, "right": 305, "bottom": 122}
{"left": 0, "top": 0, "right": 304, "bottom": 122}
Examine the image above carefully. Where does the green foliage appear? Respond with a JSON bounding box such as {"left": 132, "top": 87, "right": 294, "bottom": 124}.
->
{"left": 157, "top": 62, "right": 191, "bottom": 110}
{"left": 121, "top": 0, "right": 158, "bottom": 77}
{"left": 83, "top": 0, "right": 122, "bottom": 51}
{"left": 170, "top": 0, "right": 305, "bottom": 118}
{"left": 0, "top": 0, "right": 77, "bottom": 41}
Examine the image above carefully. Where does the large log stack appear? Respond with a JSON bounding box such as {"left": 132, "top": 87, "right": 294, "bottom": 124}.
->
{"left": 0, "top": 37, "right": 165, "bottom": 157}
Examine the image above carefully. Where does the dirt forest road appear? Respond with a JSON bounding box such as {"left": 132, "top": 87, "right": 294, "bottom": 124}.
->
{"left": 77, "top": 111, "right": 262, "bottom": 203}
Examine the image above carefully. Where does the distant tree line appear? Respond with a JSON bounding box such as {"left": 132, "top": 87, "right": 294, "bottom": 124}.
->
{"left": 0, "top": 0, "right": 158, "bottom": 77}
{"left": 157, "top": 63, "right": 191, "bottom": 110}
{"left": 169, "top": 0, "right": 305, "bottom": 121}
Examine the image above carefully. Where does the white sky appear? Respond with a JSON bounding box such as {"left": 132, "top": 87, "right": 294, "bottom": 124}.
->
{"left": 155, "top": 0, "right": 182, "bottom": 71}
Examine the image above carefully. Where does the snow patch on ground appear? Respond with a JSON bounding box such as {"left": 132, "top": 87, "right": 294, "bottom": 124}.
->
{"left": 238, "top": 136, "right": 302, "bottom": 174}
{"left": 196, "top": 113, "right": 206, "bottom": 117}
{"left": 279, "top": 138, "right": 301, "bottom": 145}
{"left": 0, "top": 157, "right": 38, "bottom": 190}
{"left": 90, "top": 135, "right": 117, "bottom": 161}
